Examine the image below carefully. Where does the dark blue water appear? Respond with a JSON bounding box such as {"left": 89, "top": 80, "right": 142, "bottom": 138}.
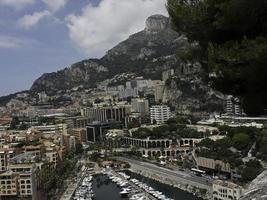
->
{"left": 92, "top": 173, "right": 202, "bottom": 200}
{"left": 92, "top": 174, "right": 127, "bottom": 200}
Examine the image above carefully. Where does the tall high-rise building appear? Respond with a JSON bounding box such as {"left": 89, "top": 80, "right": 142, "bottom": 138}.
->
{"left": 150, "top": 105, "right": 171, "bottom": 124}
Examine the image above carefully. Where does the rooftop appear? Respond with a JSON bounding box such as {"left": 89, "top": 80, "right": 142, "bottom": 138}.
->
{"left": 10, "top": 152, "right": 36, "bottom": 164}
{"left": 213, "top": 180, "right": 242, "bottom": 190}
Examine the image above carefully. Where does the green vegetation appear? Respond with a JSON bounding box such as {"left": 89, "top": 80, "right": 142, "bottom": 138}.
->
{"left": 167, "top": 0, "right": 267, "bottom": 115}
{"left": 197, "top": 137, "right": 243, "bottom": 168}
{"left": 37, "top": 116, "right": 57, "bottom": 125}
{"left": 240, "top": 159, "right": 263, "bottom": 182}
{"left": 15, "top": 139, "right": 41, "bottom": 148}
{"left": 0, "top": 93, "right": 17, "bottom": 106}
{"left": 40, "top": 152, "right": 78, "bottom": 199}
{"left": 196, "top": 126, "right": 266, "bottom": 182}
{"left": 9, "top": 117, "right": 20, "bottom": 130}
{"left": 132, "top": 122, "right": 207, "bottom": 139}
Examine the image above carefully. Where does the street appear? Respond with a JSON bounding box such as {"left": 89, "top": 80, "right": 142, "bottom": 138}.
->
{"left": 116, "top": 157, "right": 212, "bottom": 191}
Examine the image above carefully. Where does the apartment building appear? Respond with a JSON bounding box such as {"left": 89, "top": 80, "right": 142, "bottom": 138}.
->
{"left": 0, "top": 148, "right": 15, "bottom": 172}
{"left": 150, "top": 105, "right": 171, "bottom": 124}
{"left": 226, "top": 95, "right": 242, "bottom": 116}
{"left": 0, "top": 171, "right": 18, "bottom": 197}
{"left": 131, "top": 98, "right": 149, "bottom": 115}
{"left": 45, "top": 148, "right": 58, "bottom": 167}
{"left": 213, "top": 180, "right": 243, "bottom": 200}
{"left": 0, "top": 152, "right": 39, "bottom": 200}
{"left": 72, "top": 128, "right": 87, "bottom": 144}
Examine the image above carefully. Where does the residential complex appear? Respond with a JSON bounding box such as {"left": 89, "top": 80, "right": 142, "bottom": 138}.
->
{"left": 150, "top": 105, "right": 171, "bottom": 124}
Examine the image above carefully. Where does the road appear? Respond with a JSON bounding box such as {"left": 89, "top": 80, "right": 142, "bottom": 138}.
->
{"left": 116, "top": 157, "right": 212, "bottom": 191}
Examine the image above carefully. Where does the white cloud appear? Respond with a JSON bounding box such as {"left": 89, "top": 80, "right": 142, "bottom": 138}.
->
{"left": 0, "top": 35, "right": 22, "bottom": 48}
{"left": 0, "top": 0, "right": 34, "bottom": 9}
{"left": 66, "top": 0, "right": 167, "bottom": 57}
{"left": 18, "top": 10, "right": 51, "bottom": 29}
{"left": 0, "top": 35, "right": 38, "bottom": 49}
{"left": 42, "top": 0, "right": 67, "bottom": 12}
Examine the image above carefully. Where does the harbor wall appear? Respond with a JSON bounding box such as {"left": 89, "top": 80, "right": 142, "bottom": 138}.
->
{"left": 128, "top": 167, "right": 212, "bottom": 199}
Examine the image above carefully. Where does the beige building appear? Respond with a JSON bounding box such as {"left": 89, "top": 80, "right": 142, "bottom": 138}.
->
{"left": 45, "top": 148, "right": 58, "bottom": 167}
{"left": 213, "top": 180, "right": 243, "bottom": 200}
{"left": 0, "top": 148, "right": 15, "bottom": 172}
{"left": 195, "top": 156, "right": 232, "bottom": 173}
{"left": 72, "top": 128, "right": 87, "bottom": 144}
{"left": 0, "top": 163, "right": 38, "bottom": 199}
{"left": 0, "top": 171, "right": 18, "bottom": 196}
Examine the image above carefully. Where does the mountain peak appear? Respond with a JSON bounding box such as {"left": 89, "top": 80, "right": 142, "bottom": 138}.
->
{"left": 145, "top": 14, "right": 170, "bottom": 33}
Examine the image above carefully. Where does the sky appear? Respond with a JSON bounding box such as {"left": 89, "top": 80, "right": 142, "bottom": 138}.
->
{"left": 0, "top": 0, "right": 168, "bottom": 96}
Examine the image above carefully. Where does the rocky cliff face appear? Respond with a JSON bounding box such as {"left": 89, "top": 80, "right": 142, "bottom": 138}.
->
{"left": 30, "top": 14, "right": 224, "bottom": 114}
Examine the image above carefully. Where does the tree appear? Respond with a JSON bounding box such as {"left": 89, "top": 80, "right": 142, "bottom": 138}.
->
{"left": 9, "top": 116, "right": 19, "bottom": 129}
{"left": 75, "top": 143, "right": 84, "bottom": 155}
{"left": 232, "top": 133, "right": 250, "bottom": 150}
{"left": 241, "top": 159, "right": 263, "bottom": 182}
{"left": 167, "top": 0, "right": 267, "bottom": 115}
{"left": 197, "top": 138, "right": 214, "bottom": 148}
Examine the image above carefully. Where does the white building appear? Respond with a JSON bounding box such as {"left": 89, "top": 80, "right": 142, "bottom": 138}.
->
{"left": 81, "top": 105, "right": 131, "bottom": 122}
{"left": 213, "top": 180, "right": 243, "bottom": 200}
{"left": 150, "top": 105, "right": 171, "bottom": 124}
{"left": 131, "top": 98, "right": 149, "bottom": 114}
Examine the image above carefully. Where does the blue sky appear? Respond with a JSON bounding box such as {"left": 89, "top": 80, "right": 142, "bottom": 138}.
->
{"left": 0, "top": 0, "right": 167, "bottom": 96}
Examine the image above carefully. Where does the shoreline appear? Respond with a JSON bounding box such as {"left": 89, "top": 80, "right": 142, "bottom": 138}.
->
{"left": 127, "top": 168, "right": 212, "bottom": 199}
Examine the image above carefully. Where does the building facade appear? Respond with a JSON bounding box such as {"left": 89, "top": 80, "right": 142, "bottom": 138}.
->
{"left": 213, "top": 180, "right": 243, "bottom": 200}
{"left": 131, "top": 98, "right": 149, "bottom": 115}
{"left": 81, "top": 105, "right": 131, "bottom": 123}
{"left": 150, "top": 105, "right": 171, "bottom": 124}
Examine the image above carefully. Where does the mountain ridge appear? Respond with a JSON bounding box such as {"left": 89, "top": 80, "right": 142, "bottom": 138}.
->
{"left": 30, "top": 15, "right": 184, "bottom": 93}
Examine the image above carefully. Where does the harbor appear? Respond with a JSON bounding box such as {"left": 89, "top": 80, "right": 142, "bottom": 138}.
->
{"left": 64, "top": 165, "right": 202, "bottom": 200}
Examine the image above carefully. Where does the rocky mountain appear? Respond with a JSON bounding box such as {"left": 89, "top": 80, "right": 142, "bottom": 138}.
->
{"left": 30, "top": 14, "right": 224, "bottom": 114}
{"left": 31, "top": 15, "right": 186, "bottom": 93}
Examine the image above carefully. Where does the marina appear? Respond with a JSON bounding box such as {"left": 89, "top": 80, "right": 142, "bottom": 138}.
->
{"left": 70, "top": 167, "right": 202, "bottom": 200}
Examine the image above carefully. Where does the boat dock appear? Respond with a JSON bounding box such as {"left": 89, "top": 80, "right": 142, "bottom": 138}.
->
{"left": 112, "top": 171, "right": 158, "bottom": 200}
{"left": 105, "top": 170, "right": 174, "bottom": 200}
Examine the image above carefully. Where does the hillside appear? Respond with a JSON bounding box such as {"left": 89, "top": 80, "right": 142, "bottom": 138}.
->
{"left": 30, "top": 15, "right": 186, "bottom": 93}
